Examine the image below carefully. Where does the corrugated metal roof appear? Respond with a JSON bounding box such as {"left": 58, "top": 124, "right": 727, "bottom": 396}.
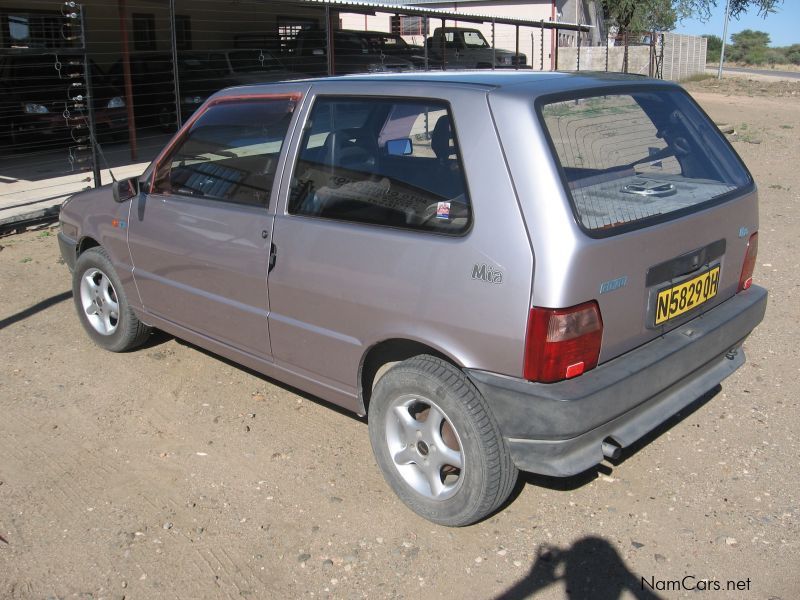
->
{"left": 290, "top": 0, "right": 589, "bottom": 31}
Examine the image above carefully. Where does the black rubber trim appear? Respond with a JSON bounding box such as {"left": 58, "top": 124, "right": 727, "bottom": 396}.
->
{"left": 646, "top": 238, "right": 726, "bottom": 287}
{"left": 505, "top": 348, "right": 744, "bottom": 477}
{"left": 57, "top": 231, "right": 78, "bottom": 272}
{"left": 465, "top": 285, "right": 767, "bottom": 476}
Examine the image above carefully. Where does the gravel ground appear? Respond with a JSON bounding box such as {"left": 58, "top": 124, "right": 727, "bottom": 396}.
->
{"left": 1, "top": 80, "right": 798, "bottom": 600}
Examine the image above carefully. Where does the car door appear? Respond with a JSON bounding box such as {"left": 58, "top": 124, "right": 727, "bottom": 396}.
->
{"left": 267, "top": 93, "right": 477, "bottom": 395}
{"left": 127, "top": 92, "right": 301, "bottom": 359}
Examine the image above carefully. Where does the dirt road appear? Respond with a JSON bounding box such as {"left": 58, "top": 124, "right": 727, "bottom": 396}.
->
{"left": 1, "top": 80, "right": 798, "bottom": 599}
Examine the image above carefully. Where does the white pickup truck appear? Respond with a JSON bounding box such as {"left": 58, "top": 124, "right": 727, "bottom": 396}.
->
{"left": 426, "top": 27, "right": 527, "bottom": 68}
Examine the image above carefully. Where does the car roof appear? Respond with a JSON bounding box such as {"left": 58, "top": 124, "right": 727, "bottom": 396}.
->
{"left": 220, "top": 70, "right": 680, "bottom": 100}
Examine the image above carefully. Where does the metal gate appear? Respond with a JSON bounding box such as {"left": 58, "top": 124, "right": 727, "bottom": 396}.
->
{"left": 0, "top": 1, "right": 99, "bottom": 234}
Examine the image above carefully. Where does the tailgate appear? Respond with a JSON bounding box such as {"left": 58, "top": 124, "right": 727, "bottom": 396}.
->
{"left": 493, "top": 84, "right": 758, "bottom": 364}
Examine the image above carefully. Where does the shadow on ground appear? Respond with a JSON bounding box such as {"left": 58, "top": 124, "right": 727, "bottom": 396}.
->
{"left": 0, "top": 290, "right": 71, "bottom": 331}
{"left": 495, "top": 536, "right": 663, "bottom": 599}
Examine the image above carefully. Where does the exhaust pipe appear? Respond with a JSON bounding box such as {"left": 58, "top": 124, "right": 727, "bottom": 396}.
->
{"left": 602, "top": 439, "right": 622, "bottom": 460}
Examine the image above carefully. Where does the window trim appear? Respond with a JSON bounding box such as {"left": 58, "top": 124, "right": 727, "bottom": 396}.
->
{"left": 534, "top": 84, "right": 755, "bottom": 239}
{"left": 286, "top": 94, "right": 474, "bottom": 237}
{"left": 148, "top": 92, "right": 303, "bottom": 206}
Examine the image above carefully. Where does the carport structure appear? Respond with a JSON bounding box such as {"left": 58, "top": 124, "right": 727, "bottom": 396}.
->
{"left": 0, "top": 0, "right": 588, "bottom": 233}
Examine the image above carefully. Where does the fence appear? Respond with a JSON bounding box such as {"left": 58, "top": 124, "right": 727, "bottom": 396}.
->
{"left": 555, "top": 32, "right": 707, "bottom": 81}
{"left": 661, "top": 33, "right": 708, "bottom": 81}
{"left": 1, "top": 0, "right": 708, "bottom": 233}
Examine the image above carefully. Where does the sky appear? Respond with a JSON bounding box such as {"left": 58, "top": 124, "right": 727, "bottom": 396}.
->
{"left": 675, "top": 1, "right": 798, "bottom": 46}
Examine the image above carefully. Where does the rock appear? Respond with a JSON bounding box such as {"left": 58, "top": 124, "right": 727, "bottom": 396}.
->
{"left": 631, "top": 541, "right": 645, "bottom": 549}
{"left": 329, "top": 496, "right": 343, "bottom": 503}
{"left": 322, "top": 559, "right": 334, "bottom": 569}
{"left": 725, "top": 537, "right": 738, "bottom": 547}
{"left": 162, "top": 522, "right": 173, "bottom": 530}
{"left": 298, "top": 553, "right": 311, "bottom": 563}
{"left": 654, "top": 554, "right": 666, "bottom": 563}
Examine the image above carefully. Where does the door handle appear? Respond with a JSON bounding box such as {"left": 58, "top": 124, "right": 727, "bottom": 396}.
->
{"left": 269, "top": 243, "right": 277, "bottom": 272}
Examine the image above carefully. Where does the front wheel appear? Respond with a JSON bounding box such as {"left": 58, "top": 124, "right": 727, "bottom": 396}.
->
{"left": 368, "top": 355, "right": 517, "bottom": 526}
{"left": 72, "top": 247, "right": 151, "bottom": 352}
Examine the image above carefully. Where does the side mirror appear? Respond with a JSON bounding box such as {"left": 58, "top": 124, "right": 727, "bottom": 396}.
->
{"left": 386, "top": 138, "right": 413, "bottom": 156}
{"left": 112, "top": 176, "right": 139, "bottom": 203}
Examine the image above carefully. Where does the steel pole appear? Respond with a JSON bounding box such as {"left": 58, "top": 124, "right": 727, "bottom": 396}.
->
{"left": 117, "top": 0, "right": 137, "bottom": 162}
{"left": 169, "top": 0, "right": 181, "bottom": 129}
{"left": 79, "top": 5, "right": 101, "bottom": 187}
{"left": 492, "top": 19, "right": 496, "bottom": 70}
{"left": 326, "top": 6, "right": 334, "bottom": 76}
{"left": 718, "top": 0, "right": 730, "bottom": 79}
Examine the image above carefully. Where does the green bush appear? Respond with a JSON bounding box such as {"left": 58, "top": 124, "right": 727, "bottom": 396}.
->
{"left": 786, "top": 44, "right": 800, "bottom": 65}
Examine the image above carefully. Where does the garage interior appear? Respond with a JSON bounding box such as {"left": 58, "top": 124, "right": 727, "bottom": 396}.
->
{"left": 0, "top": 0, "right": 589, "bottom": 233}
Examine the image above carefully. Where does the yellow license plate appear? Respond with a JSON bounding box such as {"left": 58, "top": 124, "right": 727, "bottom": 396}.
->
{"left": 655, "top": 266, "right": 720, "bottom": 325}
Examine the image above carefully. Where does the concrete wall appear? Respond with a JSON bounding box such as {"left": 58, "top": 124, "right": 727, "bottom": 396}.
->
{"left": 556, "top": 33, "right": 708, "bottom": 80}
{"left": 661, "top": 33, "right": 707, "bottom": 81}
{"left": 557, "top": 45, "right": 652, "bottom": 75}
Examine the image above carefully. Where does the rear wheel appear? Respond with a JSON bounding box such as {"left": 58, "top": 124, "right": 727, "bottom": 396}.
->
{"left": 368, "top": 355, "right": 517, "bottom": 526}
{"left": 72, "top": 247, "right": 151, "bottom": 352}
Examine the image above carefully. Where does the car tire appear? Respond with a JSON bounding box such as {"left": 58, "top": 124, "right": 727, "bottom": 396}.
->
{"left": 72, "top": 246, "right": 151, "bottom": 352}
{"left": 368, "top": 355, "right": 517, "bottom": 526}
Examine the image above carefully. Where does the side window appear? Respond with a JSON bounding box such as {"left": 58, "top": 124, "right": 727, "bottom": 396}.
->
{"left": 152, "top": 98, "right": 295, "bottom": 207}
{"left": 289, "top": 97, "right": 471, "bottom": 235}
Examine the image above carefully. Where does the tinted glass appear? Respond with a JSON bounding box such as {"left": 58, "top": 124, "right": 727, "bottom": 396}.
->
{"left": 541, "top": 90, "right": 751, "bottom": 234}
{"left": 289, "top": 97, "right": 471, "bottom": 234}
{"left": 152, "top": 98, "right": 295, "bottom": 206}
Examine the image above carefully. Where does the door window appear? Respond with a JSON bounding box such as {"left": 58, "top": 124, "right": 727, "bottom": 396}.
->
{"left": 152, "top": 97, "right": 296, "bottom": 207}
{"left": 289, "top": 97, "right": 471, "bottom": 235}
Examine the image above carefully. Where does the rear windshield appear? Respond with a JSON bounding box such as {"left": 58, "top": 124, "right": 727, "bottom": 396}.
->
{"left": 540, "top": 89, "right": 751, "bottom": 235}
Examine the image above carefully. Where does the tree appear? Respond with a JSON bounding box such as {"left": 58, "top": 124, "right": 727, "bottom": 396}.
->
{"left": 675, "top": 0, "right": 782, "bottom": 21}
{"left": 786, "top": 44, "right": 800, "bottom": 65}
{"left": 703, "top": 34, "right": 723, "bottom": 61}
{"left": 600, "top": 0, "right": 677, "bottom": 72}
{"left": 601, "top": 0, "right": 784, "bottom": 34}
{"left": 600, "top": 0, "right": 784, "bottom": 71}
{"left": 726, "top": 29, "right": 770, "bottom": 63}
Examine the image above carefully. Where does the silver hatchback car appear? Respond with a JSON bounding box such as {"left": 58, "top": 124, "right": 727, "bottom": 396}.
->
{"left": 59, "top": 72, "right": 767, "bottom": 526}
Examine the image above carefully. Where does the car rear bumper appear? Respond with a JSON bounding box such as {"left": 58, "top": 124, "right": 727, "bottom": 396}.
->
{"left": 466, "top": 285, "right": 768, "bottom": 477}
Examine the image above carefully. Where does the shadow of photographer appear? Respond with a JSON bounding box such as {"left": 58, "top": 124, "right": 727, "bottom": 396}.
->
{"left": 496, "top": 536, "right": 663, "bottom": 600}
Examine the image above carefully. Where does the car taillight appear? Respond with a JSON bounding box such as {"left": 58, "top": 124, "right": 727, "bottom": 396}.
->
{"left": 524, "top": 301, "right": 603, "bottom": 383}
{"left": 738, "top": 232, "right": 758, "bottom": 292}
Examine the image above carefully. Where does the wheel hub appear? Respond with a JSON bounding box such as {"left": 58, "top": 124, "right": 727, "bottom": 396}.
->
{"left": 385, "top": 395, "right": 464, "bottom": 501}
{"left": 416, "top": 440, "right": 429, "bottom": 456}
{"left": 79, "top": 267, "right": 120, "bottom": 336}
